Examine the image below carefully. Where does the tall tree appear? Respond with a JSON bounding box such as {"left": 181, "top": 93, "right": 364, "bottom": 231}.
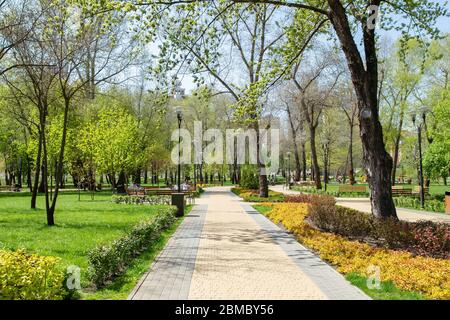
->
{"left": 232, "top": 0, "right": 446, "bottom": 218}
{"left": 82, "top": 0, "right": 447, "bottom": 218}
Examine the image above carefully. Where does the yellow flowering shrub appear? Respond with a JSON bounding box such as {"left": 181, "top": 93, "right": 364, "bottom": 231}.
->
{"left": 262, "top": 203, "right": 450, "bottom": 300}
{"left": 0, "top": 249, "right": 66, "bottom": 300}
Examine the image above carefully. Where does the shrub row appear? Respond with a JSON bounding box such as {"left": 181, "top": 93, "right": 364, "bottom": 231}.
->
{"left": 231, "top": 187, "right": 285, "bottom": 202}
{"left": 0, "top": 249, "right": 66, "bottom": 300}
{"left": 393, "top": 196, "right": 445, "bottom": 213}
{"left": 292, "top": 186, "right": 368, "bottom": 198}
{"left": 87, "top": 207, "right": 177, "bottom": 288}
{"left": 112, "top": 195, "right": 171, "bottom": 205}
{"left": 285, "top": 194, "right": 450, "bottom": 259}
{"left": 284, "top": 193, "right": 335, "bottom": 205}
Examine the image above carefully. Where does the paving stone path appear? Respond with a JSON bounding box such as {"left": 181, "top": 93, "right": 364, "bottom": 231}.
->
{"left": 270, "top": 185, "right": 450, "bottom": 224}
{"left": 129, "top": 187, "right": 369, "bottom": 300}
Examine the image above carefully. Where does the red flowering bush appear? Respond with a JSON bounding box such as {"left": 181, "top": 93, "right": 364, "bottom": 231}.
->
{"left": 411, "top": 222, "right": 450, "bottom": 259}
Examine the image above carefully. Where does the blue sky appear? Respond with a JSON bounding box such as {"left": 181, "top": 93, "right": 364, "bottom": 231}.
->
{"left": 177, "top": 3, "right": 450, "bottom": 94}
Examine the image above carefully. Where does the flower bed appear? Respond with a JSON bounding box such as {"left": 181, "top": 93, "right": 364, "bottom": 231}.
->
{"left": 112, "top": 195, "right": 171, "bottom": 205}
{"left": 285, "top": 194, "right": 450, "bottom": 259}
{"left": 259, "top": 200, "right": 450, "bottom": 299}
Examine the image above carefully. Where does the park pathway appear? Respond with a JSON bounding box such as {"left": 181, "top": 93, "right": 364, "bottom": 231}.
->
{"left": 129, "top": 186, "right": 369, "bottom": 300}
{"left": 270, "top": 185, "right": 450, "bottom": 224}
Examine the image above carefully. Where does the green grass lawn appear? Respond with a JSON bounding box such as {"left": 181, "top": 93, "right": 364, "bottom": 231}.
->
{"left": 345, "top": 273, "right": 425, "bottom": 300}
{"left": 0, "top": 192, "right": 169, "bottom": 286}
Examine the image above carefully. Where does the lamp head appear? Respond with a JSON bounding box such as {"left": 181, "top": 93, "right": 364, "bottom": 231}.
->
{"left": 176, "top": 109, "right": 183, "bottom": 121}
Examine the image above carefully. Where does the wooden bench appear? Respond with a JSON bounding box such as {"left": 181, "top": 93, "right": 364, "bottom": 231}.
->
{"left": 412, "top": 186, "right": 430, "bottom": 196}
{"left": 338, "top": 185, "right": 367, "bottom": 193}
{"left": 0, "top": 185, "right": 21, "bottom": 192}
{"left": 296, "top": 181, "right": 316, "bottom": 187}
{"left": 126, "top": 186, "right": 146, "bottom": 197}
{"left": 145, "top": 187, "right": 197, "bottom": 204}
{"left": 391, "top": 186, "right": 412, "bottom": 196}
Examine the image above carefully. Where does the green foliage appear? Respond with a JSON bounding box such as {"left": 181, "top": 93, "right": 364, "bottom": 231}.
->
{"left": 423, "top": 89, "right": 450, "bottom": 181}
{"left": 78, "top": 103, "right": 142, "bottom": 177}
{"left": 87, "top": 207, "right": 177, "bottom": 288}
{"left": 345, "top": 273, "right": 425, "bottom": 300}
{"left": 292, "top": 185, "right": 369, "bottom": 198}
{"left": 231, "top": 187, "right": 284, "bottom": 202}
{"left": 393, "top": 196, "right": 445, "bottom": 213}
{"left": 239, "top": 165, "right": 259, "bottom": 190}
{"left": 0, "top": 249, "right": 66, "bottom": 300}
{"left": 111, "top": 195, "right": 171, "bottom": 205}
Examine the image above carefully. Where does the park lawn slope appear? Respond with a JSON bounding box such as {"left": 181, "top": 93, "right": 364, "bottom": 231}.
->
{"left": 0, "top": 192, "right": 168, "bottom": 286}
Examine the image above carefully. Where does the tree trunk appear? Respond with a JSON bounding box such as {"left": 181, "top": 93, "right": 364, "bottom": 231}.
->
{"left": 309, "top": 125, "right": 322, "bottom": 189}
{"left": 117, "top": 171, "right": 126, "bottom": 193}
{"left": 328, "top": 0, "right": 397, "bottom": 219}
{"left": 26, "top": 155, "right": 32, "bottom": 192}
{"left": 31, "top": 129, "right": 42, "bottom": 209}
{"left": 134, "top": 168, "right": 141, "bottom": 185}
{"left": 293, "top": 148, "right": 301, "bottom": 182}
{"left": 255, "top": 122, "right": 269, "bottom": 197}
{"left": 17, "top": 157, "right": 22, "bottom": 188}
{"left": 348, "top": 123, "right": 355, "bottom": 185}
{"left": 391, "top": 111, "right": 404, "bottom": 186}
{"left": 48, "top": 98, "right": 71, "bottom": 225}
{"left": 144, "top": 167, "right": 148, "bottom": 184}
{"left": 301, "top": 142, "right": 307, "bottom": 181}
{"left": 40, "top": 115, "right": 52, "bottom": 225}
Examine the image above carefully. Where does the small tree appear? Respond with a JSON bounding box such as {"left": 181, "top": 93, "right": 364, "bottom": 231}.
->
{"left": 239, "top": 165, "right": 259, "bottom": 190}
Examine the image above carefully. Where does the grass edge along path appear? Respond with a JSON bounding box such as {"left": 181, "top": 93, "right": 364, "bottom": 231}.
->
{"left": 345, "top": 273, "right": 425, "bottom": 300}
{"left": 81, "top": 205, "right": 192, "bottom": 300}
{"left": 252, "top": 204, "right": 430, "bottom": 301}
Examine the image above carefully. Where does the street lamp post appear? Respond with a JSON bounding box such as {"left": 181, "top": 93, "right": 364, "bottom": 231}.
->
{"left": 411, "top": 110, "right": 427, "bottom": 209}
{"left": 177, "top": 110, "right": 183, "bottom": 193}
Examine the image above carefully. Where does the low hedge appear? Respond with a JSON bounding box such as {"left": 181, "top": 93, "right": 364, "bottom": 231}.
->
{"left": 292, "top": 186, "right": 369, "bottom": 198}
{"left": 231, "top": 187, "right": 285, "bottom": 202}
{"left": 393, "top": 196, "right": 445, "bottom": 213}
{"left": 0, "top": 249, "right": 66, "bottom": 300}
{"left": 112, "top": 195, "right": 171, "bottom": 205}
{"left": 291, "top": 194, "right": 450, "bottom": 259}
{"left": 87, "top": 206, "right": 177, "bottom": 288}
